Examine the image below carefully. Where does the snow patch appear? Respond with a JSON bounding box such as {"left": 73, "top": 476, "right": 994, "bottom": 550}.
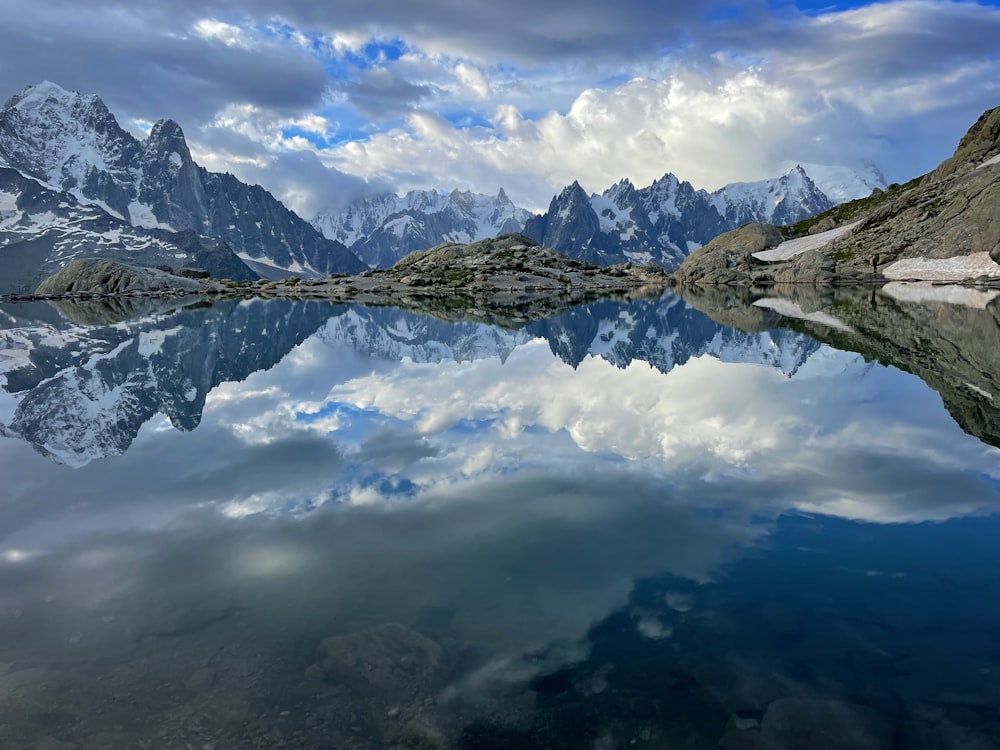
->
{"left": 753, "top": 298, "right": 852, "bottom": 332}
{"left": 67, "top": 190, "right": 125, "bottom": 221}
{"left": 883, "top": 253, "right": 1000, "bottom": 281}
{"left": 881, "top": 281, "right": 1000, "bottom": 308}
{"left": 754, "top": 221, "right": 861, "bottom": 262}
{"left": 624, "top": 250, "right": 654, "bottom": 264}
{"left": 128, "top": 201, "right": 175, "bottom": 231}
{"left": 965, "top": 382, "right": 994, "bottom": 401}
{"left": 977, "top": 153, "right": 1000, "bottom": 170}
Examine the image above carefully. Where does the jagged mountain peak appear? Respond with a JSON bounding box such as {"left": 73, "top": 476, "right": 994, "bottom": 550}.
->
{"left": 4, "top": 80, "right": 93, "bottom": 112}
{"left": 145, "top": 118, "right": 193, "bottom": 165}
{"left": 0, "top": 81, "right": 365, "bottom": 279}
{"left": 557, "top": 180, "right": 590, "bottom": 202}
{"left": 311, "top": 186, "right": 533, "bottom": 268}
{"left": 0, "top": 81, "right": 136, "bottom": 187}
{"left": 779, "top": 161, "right": 888, "bottom": 204}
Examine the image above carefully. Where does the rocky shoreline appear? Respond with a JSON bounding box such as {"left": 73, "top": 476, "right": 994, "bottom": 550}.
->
{"left": 1, "top": 234, "right": 671, "bottom": 325}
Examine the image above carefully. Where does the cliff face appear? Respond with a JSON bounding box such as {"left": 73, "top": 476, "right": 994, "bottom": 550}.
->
{"left": 0, "top": 81, "right": 365, "bottom": 279}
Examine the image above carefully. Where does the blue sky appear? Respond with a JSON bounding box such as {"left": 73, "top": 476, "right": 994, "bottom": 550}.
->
{"left": 0, "top": 0, "right": 998, "bottom": 214}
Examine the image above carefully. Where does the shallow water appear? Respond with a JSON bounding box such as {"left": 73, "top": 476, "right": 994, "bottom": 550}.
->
{"left": 1, "top": 292, "right": 999, "bottom": 749}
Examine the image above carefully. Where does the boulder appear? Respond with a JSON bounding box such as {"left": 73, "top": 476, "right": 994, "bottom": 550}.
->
{"left": 176, "top": 267, "right": 211, "bottom": 279}
{"left": 35, "top": 259, "right": 202, "bottom": 295}
{"left": 674, "top": 223, "right": 783, "bottom": 285}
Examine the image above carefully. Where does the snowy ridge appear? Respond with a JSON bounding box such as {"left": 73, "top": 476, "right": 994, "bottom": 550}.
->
{"left": 709, "top": 165, "right": 833, "bottom": 227}
{"left": 782, "top": 161, "right": 886, "bottom": 204}
{"left": 314, "top": 187, "right": 533, "bottom": 269}
{"left": 527, "top": 163, "right": 881, "bottom": 270}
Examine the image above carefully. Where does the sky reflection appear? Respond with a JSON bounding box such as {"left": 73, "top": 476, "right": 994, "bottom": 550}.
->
{"left": 2, "top": 297, "right": 1000, "bottom": 747}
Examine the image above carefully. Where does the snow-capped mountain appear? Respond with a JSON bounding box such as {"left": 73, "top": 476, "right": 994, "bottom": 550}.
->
{"left": 781, "top": 161, "right": 887, "bottom": 205}
{"left": 524, "top": 176, "right": 730, "bottom": 268}
{"left": 0, "top": 81, "right": 366, "bottom": 281}
{"left": 0, "top": 166, "right": 257, "bottom": 293}
{"left": 708, "top": 164, "right": 833, "bottom": 228}
{"left": 313, "top": 187, "right": 533, "bottom": 269}
{"left": 525, "top": 164, "right": 885, "bottom": 269}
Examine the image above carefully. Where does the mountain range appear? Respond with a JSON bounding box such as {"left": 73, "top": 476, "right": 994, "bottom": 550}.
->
{"left": 0, "top": 81, "right": 366, "bottom": 293}
{"left": 315, "top": 164, "right": 885, "bottom": 270}
{"left": 0, "top": 81, "right": 885, "bottom": 293}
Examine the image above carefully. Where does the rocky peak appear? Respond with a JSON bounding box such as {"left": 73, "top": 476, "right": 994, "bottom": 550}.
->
{"left": 605, "top": 178, "right": 637, "bottom": 206}
{"left": 145, "top": 118, "right": 192, "bottom": 166}
{"left": 928, "top": 104, "right": 1000, "bottom": 182}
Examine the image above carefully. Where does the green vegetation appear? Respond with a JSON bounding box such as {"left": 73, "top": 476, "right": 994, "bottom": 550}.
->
{"left": 781, "top": 175, "right": 923, "bottom": 238}
{"left": 445, "top": 269, "right": 472, "bottom": 284}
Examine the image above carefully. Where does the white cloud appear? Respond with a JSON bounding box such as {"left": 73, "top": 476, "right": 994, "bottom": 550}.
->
{"left": 192, "top": 18, "right": 253, "bottom": 49}
{"left": 454, "top": 62, "right": 490, "bottom": 99}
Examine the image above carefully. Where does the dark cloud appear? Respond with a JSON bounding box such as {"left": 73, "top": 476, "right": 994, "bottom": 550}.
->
{"left": 0, "top": 3, "right": 330, "bottom": 125}
{"left": 337, "top": 69, "right": 435, "bottom": 119}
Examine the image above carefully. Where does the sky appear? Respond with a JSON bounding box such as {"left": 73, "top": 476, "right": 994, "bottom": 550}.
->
{"left": 0, "top": 0, "right": 998, "bottom": 215}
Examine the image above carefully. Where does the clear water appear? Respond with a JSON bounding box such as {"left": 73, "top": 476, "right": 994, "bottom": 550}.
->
{"left": 0, "top": 292, "right": 999, "bottom": 749}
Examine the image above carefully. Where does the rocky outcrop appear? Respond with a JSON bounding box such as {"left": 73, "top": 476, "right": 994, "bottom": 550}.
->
{"left": 927, "top": 105, "right": 1000, "bottom": 183}
{"left": 672, "top": 103, "right": 1000, "bottom": 286}
{"left": 34, "top": 259, "right": 202, "bottom": 295}
{"left": 673, "top": 223, "right": 783, "bottom": 285}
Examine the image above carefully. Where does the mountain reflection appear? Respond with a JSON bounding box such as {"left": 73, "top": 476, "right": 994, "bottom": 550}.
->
{"left": 1, "top": 294, "right": 824, "bottom": 467}
{"left": 1, "top": 293, "right": 1000, "bottom": 749}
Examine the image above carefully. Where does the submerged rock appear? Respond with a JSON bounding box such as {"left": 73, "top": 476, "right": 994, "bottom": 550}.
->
{"left": 759, "top": 698, "right": 892, "bottom": 750}
{"left": 320, "top": 622, "right": 443, "bottom": 699}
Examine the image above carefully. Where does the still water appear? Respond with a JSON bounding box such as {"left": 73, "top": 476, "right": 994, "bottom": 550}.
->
{"left": 0, "top": 290, "right": 999, "bottom": 749}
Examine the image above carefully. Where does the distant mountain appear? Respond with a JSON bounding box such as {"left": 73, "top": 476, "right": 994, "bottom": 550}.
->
{"left": 708, "top": 165, "right": 833, "bottom": 227}
{"left": 313, "top": 188, "right": 533, "bottom": 269}
{"left": 780, "top": 161, "right": 887, "bottom": 205}
{"left": 525, "top": 164, "right": 882, "bottom": 269}
{"left": 0, "top": 81, "right": 366, "bottom": 286}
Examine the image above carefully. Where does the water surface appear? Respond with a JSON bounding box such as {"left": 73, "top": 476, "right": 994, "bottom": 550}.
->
{"left": 1, "top": 291, "right": 999, "bottom": 749}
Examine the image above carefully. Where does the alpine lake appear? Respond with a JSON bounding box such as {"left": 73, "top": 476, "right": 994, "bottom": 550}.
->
{"left": 1, "top": 283, "right": 999, "bottom": 750}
